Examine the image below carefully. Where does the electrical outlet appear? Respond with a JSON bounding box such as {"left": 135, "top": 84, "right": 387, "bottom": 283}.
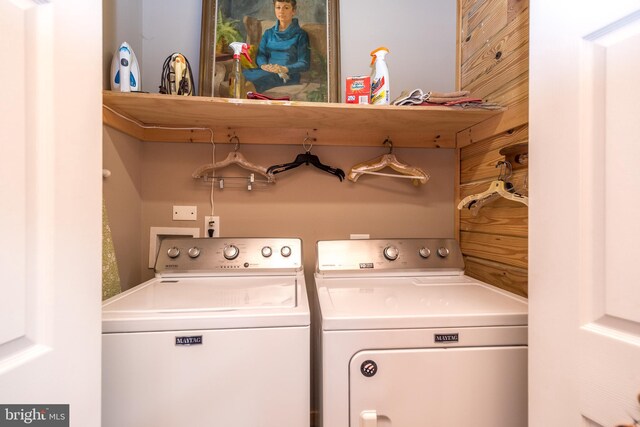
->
{"left": 204, "top": 216, "right": 220, "bottom": 237}
{"left": 173, "top": 205, "right": 197, "bottom": 221}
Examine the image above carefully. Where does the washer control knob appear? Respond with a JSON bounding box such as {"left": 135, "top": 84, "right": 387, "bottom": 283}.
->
{"left": 261, "top": 246, "right": 273, "bottom": 258}
{"left": 223, "top": 245, "right": 240, "bottom": 260}
{"left": 280, "top": 246, "right": 292, "bottom": 257}
{"left": 167, "top": 246, "right": 180, "bottom": 259}
{"left": 383, "top": 246, "right": 399, "bottom": 261}
{"left": 437, "top": 247, "right": 450, "bottom": 258}
{"left": 188, "top": 247, "right": 201, "bottom": 258}
{"left": 419, "top": 247, "right": 431, "bottom": 259}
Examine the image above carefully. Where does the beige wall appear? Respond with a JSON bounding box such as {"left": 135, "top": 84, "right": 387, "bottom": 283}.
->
{"left": 103, "top": 127, "right": 143, "bottom": 289}
{"left": 104, "top": 129, "right": 455, "bottom": 290}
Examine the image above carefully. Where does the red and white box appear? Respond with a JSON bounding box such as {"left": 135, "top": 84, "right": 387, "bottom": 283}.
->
{"left": 345, "top": 76, "right": 371, "bottom": 104}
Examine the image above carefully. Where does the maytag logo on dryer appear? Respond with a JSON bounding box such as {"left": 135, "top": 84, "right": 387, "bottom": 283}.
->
{"left": 359, "top": 263, "right": 374, "bottom": 269}
{"left": 175, "top": 335, "right": 203, "bottom": 346}
{"left": 434, "top": 333, "right": 459, "bottom": 343}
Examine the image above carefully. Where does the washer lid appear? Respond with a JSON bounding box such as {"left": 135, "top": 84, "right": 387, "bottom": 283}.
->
{"left": 103, "top": 275, "right": 310, "bottom": 333}
{"left": 315, "top": 275, "right": 527, "bottom": 330}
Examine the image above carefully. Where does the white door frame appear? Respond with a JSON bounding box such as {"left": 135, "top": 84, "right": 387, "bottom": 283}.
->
{"left": 530, "top": 1, "right": 640, "bottom": 425}
{"left": 0, "top": 0, "right": 102, "bottom": 424}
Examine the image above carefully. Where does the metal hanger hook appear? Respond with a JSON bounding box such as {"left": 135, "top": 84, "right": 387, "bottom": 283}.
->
{"left": 303, "top": 136, "right": 314, "bottom": 153}
{"left": 229, "top": 135, "right": 240, "bottom": 152}
{"left": 496, "top": 160, "right": 513, "bottom": 181}
{"left": 383, "top": 138, "right": 393, "bottom": 154}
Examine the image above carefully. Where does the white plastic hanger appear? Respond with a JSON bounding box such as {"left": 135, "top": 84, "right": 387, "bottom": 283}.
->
{"left": 348, "top": 139, "right": 430, "bottom": 185}
{"left": 457, "top": 161, "right": 528, "bottom": 210}
{"left": 192, "top": 136, "right": 275, "bottom": 183}
{"left": 457, "top": 180, "right": 528, "bottom": 209}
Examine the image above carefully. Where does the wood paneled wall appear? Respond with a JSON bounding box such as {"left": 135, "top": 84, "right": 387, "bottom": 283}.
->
{"left": 457, "top": 0, "right": 529, "bottom": 297}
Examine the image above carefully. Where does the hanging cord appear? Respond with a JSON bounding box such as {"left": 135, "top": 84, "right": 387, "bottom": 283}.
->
{"left": 159, "top": 55, "right": 172, "bottom": 94}
{"left": 103, "top": 104, "right": 216, "bottom": 212}
{"left": 210, "top": 136, "right": 216, "bottom": 216}
{"left": 103, "top": 105, "right": 213, "bottom": 139}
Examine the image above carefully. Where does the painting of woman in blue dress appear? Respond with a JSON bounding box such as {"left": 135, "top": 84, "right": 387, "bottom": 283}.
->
{"left": 208, "top": 0, "right": 333, "bottom": 101}
{"left": 244, "top": 0, "right": 310, "bottom": 93}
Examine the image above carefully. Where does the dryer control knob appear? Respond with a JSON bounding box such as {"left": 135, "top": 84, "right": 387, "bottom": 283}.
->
{"left": 167, "top": 246, "right": 180, "bottom": 259}
{"left": 360, "top": 360, "right": 378, "bottom": 377}
{"left": 261, "top": 246, "right": 273, "bottom": 258}
{"left": 437, "top": 247, "right": 450, "bottom": 258}
{"left": 223, "top": 245, "right": 240, "bottom": 260}
{"left": 383, "top": 246, "right": 399, "bottom": 261}
{"left": 419, "top": 247, "right": 431, "bottom": 259}
{"left": 280, "top": 246, "right": 292, "bottom": 257}
{"left": 188, "top": 247, "right": 201, "bottom": 258}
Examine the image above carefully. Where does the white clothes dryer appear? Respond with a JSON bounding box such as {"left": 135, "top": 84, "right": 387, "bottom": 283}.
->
{"left": 102, "top": 237, "right": 310, "bottom": 427}
{"left": 314, "top": 238, "right": 528, "bottom": 427}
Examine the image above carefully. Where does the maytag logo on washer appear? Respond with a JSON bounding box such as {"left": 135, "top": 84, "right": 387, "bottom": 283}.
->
{"left": 359, "top": 263, "right": 374, "bottom": 269}
{"left": 1, "top": 405, "right": 69, "bottom": 426}
{"left": 434, "top": 333, "right": 459, "bottom": 343}
{"left": 175, "top": 335, "right": 203, "bottom": 346}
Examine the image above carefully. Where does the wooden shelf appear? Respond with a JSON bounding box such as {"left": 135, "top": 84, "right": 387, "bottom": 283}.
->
{"left": 102, "top": 91, "right": 504, "bottom": 148}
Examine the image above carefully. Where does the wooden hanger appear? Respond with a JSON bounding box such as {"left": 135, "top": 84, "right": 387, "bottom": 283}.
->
{"left": 457, "top": 161, "right": 528, "bottom": 210}
{"left": 192, "top": 136, "right": 275, "bottom": 183}
{"left": 348, "top": 139, "right": 430, "bottom": 185}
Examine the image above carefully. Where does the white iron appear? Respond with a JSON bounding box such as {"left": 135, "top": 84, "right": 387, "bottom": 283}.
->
{"left": 110, "top": 42, "right": 141, "bottom": 92}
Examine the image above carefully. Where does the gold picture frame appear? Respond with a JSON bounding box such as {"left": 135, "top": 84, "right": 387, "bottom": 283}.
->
{"left": 198, "top": 0, "right": 340, "bottom": 102}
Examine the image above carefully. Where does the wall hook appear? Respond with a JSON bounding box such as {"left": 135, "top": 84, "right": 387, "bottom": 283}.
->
{"left": 383, "top": 138, "right": 393, "bottom": 154}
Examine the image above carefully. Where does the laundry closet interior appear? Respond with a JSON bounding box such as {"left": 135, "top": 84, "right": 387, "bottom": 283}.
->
{"left": 102, "top": 0, "right": 529, "bottom": 422}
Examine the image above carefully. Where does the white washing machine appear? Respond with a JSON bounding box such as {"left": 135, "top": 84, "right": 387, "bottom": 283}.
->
{"left": 314, "top": 238, "right": 528, "bottom": 427}
{"left": 102, "top": 237, "right": 310, "bottom": 427}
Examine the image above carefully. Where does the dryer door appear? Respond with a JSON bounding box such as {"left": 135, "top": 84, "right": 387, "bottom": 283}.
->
{"left": 350, "top": 347, "right": 527, "bottom": 426}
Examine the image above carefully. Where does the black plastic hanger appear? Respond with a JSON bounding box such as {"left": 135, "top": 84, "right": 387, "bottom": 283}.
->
{"left": 267, "top": 138, "right": 345, "bottom": 181}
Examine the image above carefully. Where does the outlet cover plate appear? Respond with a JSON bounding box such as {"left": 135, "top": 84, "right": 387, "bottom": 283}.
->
{"left": 204, "top": 215, "right": 220, "bottom": 238}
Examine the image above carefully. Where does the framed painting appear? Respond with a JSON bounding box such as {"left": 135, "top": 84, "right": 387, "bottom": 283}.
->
{"left": 199, "top": 0, "right": 340, "bottom": 102}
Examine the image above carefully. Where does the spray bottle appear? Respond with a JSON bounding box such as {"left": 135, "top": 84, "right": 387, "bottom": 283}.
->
{"left": 370, "top": 46, "right": 390, "bottom": 105}
{"left": 229, "top": 42, "right": 252, "bottom": 99}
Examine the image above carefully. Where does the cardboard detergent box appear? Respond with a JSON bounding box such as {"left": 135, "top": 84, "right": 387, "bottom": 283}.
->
{"left": 345, "top": 76, "right": 371, "bottom": 104}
